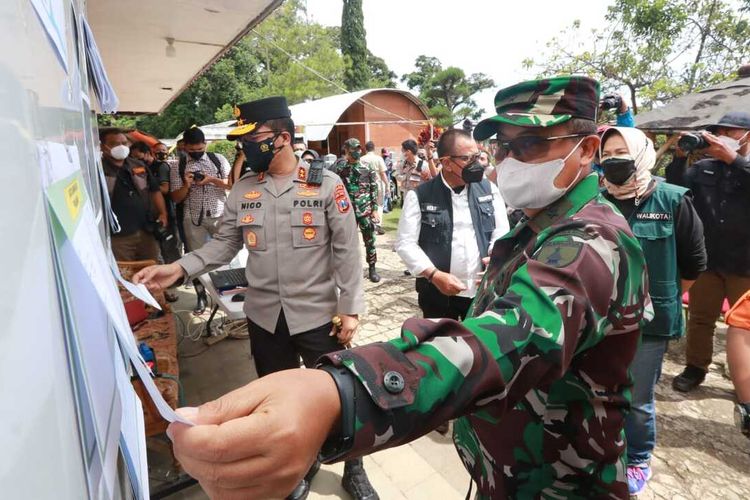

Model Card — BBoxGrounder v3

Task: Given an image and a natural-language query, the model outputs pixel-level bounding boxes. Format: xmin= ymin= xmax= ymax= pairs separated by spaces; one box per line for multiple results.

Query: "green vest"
xmin=628 ymin=182 xmax=688 ymax=338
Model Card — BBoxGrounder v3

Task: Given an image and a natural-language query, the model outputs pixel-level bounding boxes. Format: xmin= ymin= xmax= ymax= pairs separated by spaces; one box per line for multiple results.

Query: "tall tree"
xmin=341 ymin=0 xmax=369 ymax=91
xmin=524 ymin=0 xmax=750 ymax=114
xmin=402 ymin=56 xmax=494 ymax=128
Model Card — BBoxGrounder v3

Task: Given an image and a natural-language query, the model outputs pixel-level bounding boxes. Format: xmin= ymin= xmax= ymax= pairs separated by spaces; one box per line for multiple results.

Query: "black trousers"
xmin=247 ymin=310 xmax=364 ymax=471
xmin=418 ymin=292 xmax=473 ymax=321
xmin=247 ymin=309 xmax=341 ymax=378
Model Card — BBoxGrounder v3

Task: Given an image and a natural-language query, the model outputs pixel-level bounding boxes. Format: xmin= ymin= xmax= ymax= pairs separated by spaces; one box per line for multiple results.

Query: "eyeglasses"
xmin=496 ymin=133 xmax=589 ymax=162
xmin=446 ymin=153 xmax=481 ymax=164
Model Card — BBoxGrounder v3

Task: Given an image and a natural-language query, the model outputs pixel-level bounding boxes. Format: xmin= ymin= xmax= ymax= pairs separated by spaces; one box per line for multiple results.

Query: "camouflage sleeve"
xmin=318 ymin=227 xmax=649 ymax=462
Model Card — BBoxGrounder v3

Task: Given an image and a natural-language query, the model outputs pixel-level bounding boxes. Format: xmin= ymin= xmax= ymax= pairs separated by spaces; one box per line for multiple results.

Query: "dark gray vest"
xmin=414 ymin=176 xmax=496 ymax=296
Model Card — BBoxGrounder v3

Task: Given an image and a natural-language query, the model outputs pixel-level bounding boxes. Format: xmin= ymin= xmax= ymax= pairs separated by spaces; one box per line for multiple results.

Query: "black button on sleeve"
xmin=383 ymin=371 xmax=405 ymax=394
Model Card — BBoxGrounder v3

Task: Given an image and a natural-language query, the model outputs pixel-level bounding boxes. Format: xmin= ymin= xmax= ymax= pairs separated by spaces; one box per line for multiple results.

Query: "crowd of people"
xmin=94 ymin=74 xmax=750 ymax=499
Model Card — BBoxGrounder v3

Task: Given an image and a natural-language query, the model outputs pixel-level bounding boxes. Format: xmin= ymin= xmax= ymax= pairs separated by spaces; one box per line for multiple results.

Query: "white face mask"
xmin=497 ymin=138 xmax=584 ymax=209
xmin=109 ymin=144 xmax=130 ymax=160
xmin=718 ymin=131 xmax=748 ymax=152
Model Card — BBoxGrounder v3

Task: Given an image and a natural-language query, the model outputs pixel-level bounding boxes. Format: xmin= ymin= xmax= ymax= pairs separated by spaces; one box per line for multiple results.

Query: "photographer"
xmin=396 ymin=139 xmax=430 ymax=195
xmin=100 ymin=128 xmax=167 ymax=262
xmin=665 ymin=112 xmax=750 ymax=392
xmin=600 ymin=92 xmax=635 ymax=127
xmin=169 ymin=127 xmax=230 ymax=313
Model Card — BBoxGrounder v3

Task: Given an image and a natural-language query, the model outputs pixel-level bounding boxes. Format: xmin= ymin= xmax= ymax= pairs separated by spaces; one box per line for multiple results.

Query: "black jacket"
xmin=666 ymin=154 xmax=750 ymax=276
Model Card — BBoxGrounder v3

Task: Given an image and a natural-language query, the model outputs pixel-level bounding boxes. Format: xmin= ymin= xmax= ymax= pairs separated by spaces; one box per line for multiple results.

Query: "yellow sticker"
xmin=64 ymin=178 xmax=82 ymax=222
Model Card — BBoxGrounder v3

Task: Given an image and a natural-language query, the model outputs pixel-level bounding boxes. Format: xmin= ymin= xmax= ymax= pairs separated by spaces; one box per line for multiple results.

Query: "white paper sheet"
xmin=116 ymin=274 xmax=162 ymax=310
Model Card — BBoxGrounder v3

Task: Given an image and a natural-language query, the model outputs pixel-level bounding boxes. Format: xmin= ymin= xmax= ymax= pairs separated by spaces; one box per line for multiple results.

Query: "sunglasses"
xmin=496 ymin=133 xmax=589 ymax=162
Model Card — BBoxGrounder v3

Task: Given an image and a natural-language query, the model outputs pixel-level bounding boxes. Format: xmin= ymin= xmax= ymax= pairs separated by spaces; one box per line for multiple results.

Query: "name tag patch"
xmin=477 ymin=195 xmax=493 ymax=202
xmin=635 ymin=212 xmax=672 ymax=221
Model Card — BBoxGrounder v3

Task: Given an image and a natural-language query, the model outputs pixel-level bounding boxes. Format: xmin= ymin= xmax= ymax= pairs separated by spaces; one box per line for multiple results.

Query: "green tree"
xmin=368 ymin=50 xmax=397 ymax=88
xmin=341 ymin=0 xmax=369 ymax=91
xmin=101 ymin=0 xmax=348 ymax=138
xmin=524 ymin=0 xmax=750 ymax=114
xmin=402 ymin=56 xmax=494 ymax=128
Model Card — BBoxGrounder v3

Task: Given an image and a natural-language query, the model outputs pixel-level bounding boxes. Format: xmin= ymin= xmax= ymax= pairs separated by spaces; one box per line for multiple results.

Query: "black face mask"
xmin=188 ymin=151 xmax=204 ymax=161
xmin=601 ymin=157 xmax=636 ymax=185
xmin=155 ymin=153 xmax=168 ymax=161
xmin=241 ymin=134 xmax=280 ymax=173
xmin=461 ymin=161 xmax=485 ymax=184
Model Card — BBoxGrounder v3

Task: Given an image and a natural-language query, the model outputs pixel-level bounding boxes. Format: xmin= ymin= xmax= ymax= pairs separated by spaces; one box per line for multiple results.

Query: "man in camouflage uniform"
xmin=334 ymin=138 xmax=381 ymax=282
xmin=166 ymin=77 xmax=653 ymax=500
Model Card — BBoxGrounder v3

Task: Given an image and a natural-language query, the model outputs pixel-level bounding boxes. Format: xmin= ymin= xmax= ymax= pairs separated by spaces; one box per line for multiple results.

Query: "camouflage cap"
xmin=473 ymin=76 xmax=601 ymax=141
xmin=344 ymin=138 xmax=361 ymax=149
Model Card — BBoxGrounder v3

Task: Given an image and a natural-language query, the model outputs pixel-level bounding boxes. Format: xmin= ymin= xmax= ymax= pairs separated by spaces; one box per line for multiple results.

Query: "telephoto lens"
xmin=678 ymin=133 xmax=709 ymax=152
xmin=600 ymin=94 xmax=623 ymax=111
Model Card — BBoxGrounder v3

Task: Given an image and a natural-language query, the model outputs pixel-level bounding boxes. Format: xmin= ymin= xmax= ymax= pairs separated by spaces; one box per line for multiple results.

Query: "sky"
xmin=304 ymin=0 xmax=613 ymax=118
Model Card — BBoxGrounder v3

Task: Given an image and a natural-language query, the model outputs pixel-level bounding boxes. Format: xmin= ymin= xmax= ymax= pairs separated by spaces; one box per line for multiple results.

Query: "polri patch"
xmin=241 ymin=214 xmax=255 ymax=224
xmin=303 ymin=227 xmax=317 ymax=240
xmin=243 ymin=191 xmax=262 ymax=200
xmin=535 ymin=240 xmax=583 ymax=268
xmin=302 ymin=212 xmax=313 ymax=225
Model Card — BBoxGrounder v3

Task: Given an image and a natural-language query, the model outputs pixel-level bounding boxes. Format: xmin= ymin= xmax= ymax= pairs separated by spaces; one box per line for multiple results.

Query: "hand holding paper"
xmin=133 ymin=263 xmax=186 ymax=293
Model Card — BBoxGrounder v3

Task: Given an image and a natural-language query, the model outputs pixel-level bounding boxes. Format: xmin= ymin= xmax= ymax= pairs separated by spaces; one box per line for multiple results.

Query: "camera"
xmin=678 ymin=132 xmax=709 ymax=152
xmin=192 ymin=171 xmax=205 ymax=182
xmin=600 ymin=94 xmax=623 ymax=111
xmin=150 ymin=221 xmax=174 ymax=242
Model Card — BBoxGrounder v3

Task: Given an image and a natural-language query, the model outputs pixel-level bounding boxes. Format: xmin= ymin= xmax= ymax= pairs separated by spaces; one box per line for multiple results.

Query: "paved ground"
xmin=154 ymin=227 xmax=750 ymax=499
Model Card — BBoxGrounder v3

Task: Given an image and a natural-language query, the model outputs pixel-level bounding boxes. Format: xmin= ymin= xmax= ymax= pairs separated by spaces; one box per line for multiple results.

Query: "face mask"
xmin=497 ymin=138 xmax=583 ymax=209
xmin=719 ymin=132 xmax=748 ymax=152
xmin=351 ymin=150 xmax=362 ymax=160
xmin=109 ymin=145 xmax=130 ymax=160
xmin=188 ymin=151 xmax=204 ymax=161
xmin=460 ymin=161 xmax=485 ymax=184
xmin=242 ymin=134 xmax=280 ymax=173
xmin=155 ymin=153 xmax=168 ymax=161
xmin=601 ymin=156 xmax=636 ymax=185
xmin=294 ymin=150 xmax=302 ymax=159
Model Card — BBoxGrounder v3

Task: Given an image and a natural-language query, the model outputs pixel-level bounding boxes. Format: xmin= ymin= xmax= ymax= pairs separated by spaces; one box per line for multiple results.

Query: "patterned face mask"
xmin=241 ymin=133 xmax=281 ymax=173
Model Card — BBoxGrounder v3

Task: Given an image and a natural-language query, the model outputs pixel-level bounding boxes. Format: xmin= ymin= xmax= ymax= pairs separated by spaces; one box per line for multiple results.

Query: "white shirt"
xmin=395 ymin=174 xmax=510 ymax=298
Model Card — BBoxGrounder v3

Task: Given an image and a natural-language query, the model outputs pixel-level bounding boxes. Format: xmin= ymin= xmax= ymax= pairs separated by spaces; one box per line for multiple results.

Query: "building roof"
xmin=636 ymin=76 xmax=750 ymax=132
xmin=87 ymin=0 xmax=281 ymax=113
xmin=198 ymin=88 xmax=429 ymax=141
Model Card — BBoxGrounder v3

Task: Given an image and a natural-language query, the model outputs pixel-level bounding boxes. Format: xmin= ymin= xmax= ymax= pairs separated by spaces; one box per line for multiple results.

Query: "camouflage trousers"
xmin=355 ymin=215 xmax=377 ymax=265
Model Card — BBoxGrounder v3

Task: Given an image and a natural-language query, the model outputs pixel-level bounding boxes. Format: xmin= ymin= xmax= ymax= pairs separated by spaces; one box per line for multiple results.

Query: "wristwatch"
xmin=735 ymin=402 xmax=750 ymax=437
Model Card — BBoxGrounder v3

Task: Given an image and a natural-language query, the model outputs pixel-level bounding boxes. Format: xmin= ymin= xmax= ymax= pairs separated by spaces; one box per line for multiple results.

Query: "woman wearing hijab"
xmin=600 ymin=126 xmax=707 ymax=496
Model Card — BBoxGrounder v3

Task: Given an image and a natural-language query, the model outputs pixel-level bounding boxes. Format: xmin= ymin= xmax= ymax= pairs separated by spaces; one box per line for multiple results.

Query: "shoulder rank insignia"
xmin=534 ymin=240 xmax=583 ymax=268
xmin=297 ymin=166 xmax=307 ymax=181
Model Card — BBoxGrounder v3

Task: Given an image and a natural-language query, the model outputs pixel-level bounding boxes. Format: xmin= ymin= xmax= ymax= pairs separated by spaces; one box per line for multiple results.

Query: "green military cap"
xmin=343 ymin=138 xmax=361 ymax=149
xmin=473 ymin=76 xmax=601 ymax=140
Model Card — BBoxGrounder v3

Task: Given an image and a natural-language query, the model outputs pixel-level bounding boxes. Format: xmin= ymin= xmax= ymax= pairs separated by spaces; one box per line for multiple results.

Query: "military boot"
xmin=341 ymin=458 xmax=379 ymax=500
xmin=368 ymin=264 xmax=381 ymax=283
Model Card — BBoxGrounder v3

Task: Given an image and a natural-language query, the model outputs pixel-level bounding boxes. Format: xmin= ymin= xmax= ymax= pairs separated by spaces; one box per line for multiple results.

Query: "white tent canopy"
xmin=195 ymin=88 xmax=430 ymax=142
